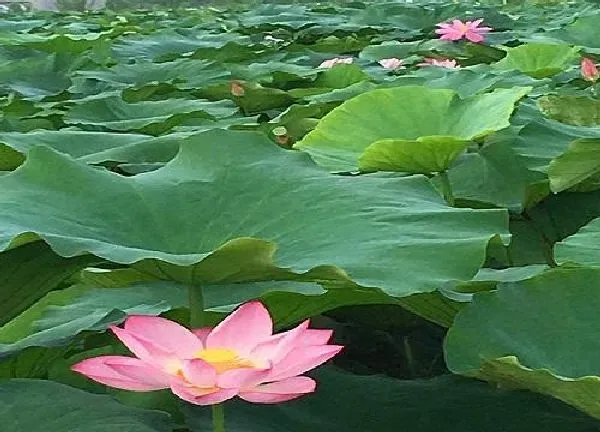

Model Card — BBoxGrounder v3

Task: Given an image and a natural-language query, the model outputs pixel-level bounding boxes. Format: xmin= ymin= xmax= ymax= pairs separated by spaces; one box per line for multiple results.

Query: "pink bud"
xmin=230 ymin=80 xmax=245 ymax=96
xmin=581 ymin=57 xmax=599 ymax=82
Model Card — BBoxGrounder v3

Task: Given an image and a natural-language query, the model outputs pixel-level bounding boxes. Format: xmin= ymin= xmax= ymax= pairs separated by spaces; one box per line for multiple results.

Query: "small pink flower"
xmin=71 ymin=302 xmax=342 ymax=406
xmin=318 ymin=57 xmax=353 ymax=69
xmin=435 ymin=18 xmax=492 ymax=43
xmin=581 ymin=57 xmax=599 ymax=82
xmin=418 ymin=57 xmax=461 ymax=69
xmin=378 ymin=58 xmax=405 ymax=70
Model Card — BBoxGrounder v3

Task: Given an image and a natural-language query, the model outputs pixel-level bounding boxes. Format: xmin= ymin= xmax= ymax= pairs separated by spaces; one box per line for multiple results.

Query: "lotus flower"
xmin=418 ymin=57 xmax=461 ymax=69
xmin=72 ymin=301 xmax=342 ymax=405
xmin=581 ymin=57 xmax=599 ymax=82
xmin=378 ymin=58 xmax=405 ymax=70
xmin=435 ymin=19 xmax=492 ymax=43
xmin=318 ymin=57 xmax=353 ymax=68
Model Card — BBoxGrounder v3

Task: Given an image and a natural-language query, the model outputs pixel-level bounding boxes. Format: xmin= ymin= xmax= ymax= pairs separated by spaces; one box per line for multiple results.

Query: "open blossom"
xmin=318 ymin=57 xmax=353 ymax=68
xmin=581 ymin=57 xmax=599 ymax=82
xmin=418 ymin=57 xmax=461 ymax=69
xmin=72 ymin=301 xmax=342 ymax=405
xmin=378 ymin=58 xmax=405 ymax=70
xmin=435 ymin=19 xmax=491 ymax=43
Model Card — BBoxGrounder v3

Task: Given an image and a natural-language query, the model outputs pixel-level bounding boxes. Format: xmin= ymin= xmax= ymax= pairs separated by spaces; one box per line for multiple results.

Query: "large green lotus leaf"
xmin=525 ymin=188 xmax=600 ymax=246
xmin=0 ymin=379 xmax=175 ymax=432
xmin=81 ymin=266 xmax=460 ymax=328
xmin=294 ymin=86 xmax=530 ymax=172
xmin=0 ymin=54 xmax=72 ymax=100
xmin=0 ymin=20 xmax=46 ymax=32
xmin=0 ymin=99 xmax=57 ymax=134
xmin=416 ymin=38 xmax=507 ymax=65
xmin=554 ymin=217 xmax=600 ymax=266
xmin=299 ymin=81 xmax=378 ymax=105
xmin=359 ymin=136 xmax=470 ymax=174
xmin=65 ymin=95 xmax=238 ymax=134
xmin=190 ymin=41 xmax=277 ymax=64
xmin=494 ymin=44 xmax=580 ymax=78
xmin=0 ymin=129 xmax=508 ymax=294
xmin=0 ymin=242 xmax=95 ymax=327
xmin=236 ymin=3 xmax=344 ymax=29
xmin=230 ymin=62 xmax=316 ymax=87
xmin=0 ymin=130 xmax=144 ymax=169
xmin=502 ymin=218 xmax=554 ymax=267
xmin=81 ymin=265 xmax=457 ymax=329
xmin=0 ymin=275 xmax=392 ymax=355
xmin=538 ymin=95 xmax=600 ymax=126
xmin=0 ymin=32 xmax=105 ymax=55
xmin=110 ymin=30 xmax=254 ymax=61
xmin=548 ymin=139 xmax=600 ymax=193
xmin=388 ymin=65 xmax=545 ymax=99
xmin=0 ymin=130 xmax=183 ymax=169
xmin=544 ymin=14 xmax=600 ymax=53
xmin=445 ymin=267 xmax=600 ymax=419
xmin=350 ymin=2 xmax=463 ymax=31
xmin=313 ymin=64 xmax=369 ymax=90
xmin=184 ymin=367 xmax=600 ymax=432
xmin=0 ymin=346 xmax=67 ymax=379
xmin=452 ymin=265 xmax=549 ymax=295
xmin=225 ymin=84 xmax=295 ymax=115
xmin=446 ymin=139 xmax=544 ymax=211
xmin=75 ymin=58 xmax=231 ymax=91
xmin=0 ymin=283 xmax=188 ymax=355
xmin=359 ymin=40 xmax=421 ymax=62
xmin=511 ymin=102 xmax=600 ymax=173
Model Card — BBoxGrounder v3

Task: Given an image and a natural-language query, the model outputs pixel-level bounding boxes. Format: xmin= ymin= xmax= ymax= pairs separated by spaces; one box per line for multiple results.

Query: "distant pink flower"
xmin=581 ymin=57 xmax=599 ymax=82
xmin=418 ymin=57 xmax=461 ymax=69
xmin=72 ymin=301 xmax=342 ymax=406
xmin=378 ymin=58 xmax=405 ymax=70
xmin=435 ymin=19 xmax=492 ymax=43
xmin=318 ymin=57 xmax=353 ymax=68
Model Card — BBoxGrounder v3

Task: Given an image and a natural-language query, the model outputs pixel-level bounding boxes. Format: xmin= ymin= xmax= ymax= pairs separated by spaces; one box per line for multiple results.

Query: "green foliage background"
xmin=2 ymin=0 xmax=600 ymax=430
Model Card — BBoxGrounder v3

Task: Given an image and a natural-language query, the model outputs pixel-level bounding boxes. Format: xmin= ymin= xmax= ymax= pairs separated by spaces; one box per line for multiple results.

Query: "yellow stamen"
xmin=195 ymin=348 xmax=255 ymax=373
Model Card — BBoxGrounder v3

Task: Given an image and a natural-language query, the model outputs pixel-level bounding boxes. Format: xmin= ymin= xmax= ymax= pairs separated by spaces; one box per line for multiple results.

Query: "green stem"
xmin=188 ymin=284 xmax=205 ymax=328
xmin=212 ymin=404 xmax=226 ymax=432
xmin=403 ymin=336 xmax=417 ymax=379
xmin=438 ymin=171 xmax=455 ymax=207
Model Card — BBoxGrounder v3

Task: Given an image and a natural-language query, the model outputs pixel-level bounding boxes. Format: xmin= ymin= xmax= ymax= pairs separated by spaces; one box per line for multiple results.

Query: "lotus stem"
xmin=212 ymin=403 xmax=226 ymax=432
xmin=438 ymin=171 xmax=455 ymax=207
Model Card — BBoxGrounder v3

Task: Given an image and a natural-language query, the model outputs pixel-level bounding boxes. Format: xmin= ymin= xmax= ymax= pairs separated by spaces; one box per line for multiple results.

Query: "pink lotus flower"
xmin=318 ymin=57 xmax=353 ymax=69
xmin=378 ymin=58 xmax=405 ymax=70
xmin=581 ymin=57 xmax=599 ymax=82
xmin=435 ymin=19 xmax=492 ymax=43
xmin=418 ymin=57 xmax=461 ymax=69
xmin=72 ymin=301 xmax=342 ymax=405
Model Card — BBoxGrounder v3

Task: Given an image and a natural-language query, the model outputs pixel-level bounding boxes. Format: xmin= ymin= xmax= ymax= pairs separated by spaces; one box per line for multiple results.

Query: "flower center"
xmin=195 ymin=348 xmax=255 ymax=373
